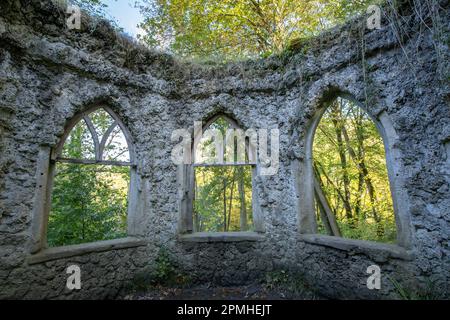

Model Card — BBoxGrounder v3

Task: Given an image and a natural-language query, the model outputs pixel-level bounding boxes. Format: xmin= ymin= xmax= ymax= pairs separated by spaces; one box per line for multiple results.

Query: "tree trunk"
xmin=315 ymin=161 xmax=344 ymax=216
xmin=316 ymin=199 xmax=332 ymax=235
xmin=222 ymin=178 xmax=227 ymax=232
xmin=194 ymin=171 xmax=200 ymax=232
xmin=314 ymin=168 xmax=341 ymax=237
xmin=330 ymin=102 xmax=353 ymax=223
xmin=354 ymin=109 xmax=365 ymax=221
xmin=238 ymin=167 xmax=247 ymax=231
xmin=227 ymin=168 xmax=237 ymax=231
xmin=340 ymin=124 xmax=380 ymax=224
xmin=340 ymin=108 xmax=384 ymax=237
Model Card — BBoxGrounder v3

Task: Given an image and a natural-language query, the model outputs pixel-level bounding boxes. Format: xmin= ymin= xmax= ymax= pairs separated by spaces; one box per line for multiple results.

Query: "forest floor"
xmin=124 ymin=284 xmax=323 ymax=300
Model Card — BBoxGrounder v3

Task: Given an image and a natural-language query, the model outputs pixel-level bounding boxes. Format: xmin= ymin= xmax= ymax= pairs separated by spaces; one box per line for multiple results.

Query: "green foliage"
xmin=390 ymin=277 xmax=442 ymax=300
xmin=194 ymin=166 xmax=253 ymax=232
xmin=265 ymin=270 xmax=290 ymax=289
xmin=131 ymin=248 xmax=191 ymax=290
xmin=137 ymin=0 xmax=379 ymax=60
xmin=152 ymin=247 xmax=176 ymax=282
xmin=47 ymin=108 xmax=130 ymax=247
xmin=265 ymin=270 xmax=315 ymax=296
xmin=194 ymin=117 xmax=253 ymax=232
xmin=314 ymin=97 xmax=396 ymax=243
xmin=336 ymin=217 xmax=397 ymax=242
xmin=48 ymin=163 xmax=129 ymax=247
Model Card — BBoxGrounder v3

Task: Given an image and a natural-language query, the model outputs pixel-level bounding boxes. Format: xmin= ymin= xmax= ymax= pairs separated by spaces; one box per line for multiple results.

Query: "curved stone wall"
xmin=0 ymin=0 xmax=448 ymax=299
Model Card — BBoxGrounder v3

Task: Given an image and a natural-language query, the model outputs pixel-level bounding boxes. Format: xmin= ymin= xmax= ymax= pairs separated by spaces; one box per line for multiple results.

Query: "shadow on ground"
xmin=124 ymin=284 xmax=323 ymax=300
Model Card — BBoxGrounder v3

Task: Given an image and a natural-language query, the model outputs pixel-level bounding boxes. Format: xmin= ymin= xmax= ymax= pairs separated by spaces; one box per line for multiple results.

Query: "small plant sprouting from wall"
xmin=130 ymin=247 xmax=191 ymax=292
xmin=265 ymin=270 xmax=318 ymax=299
xmin=390 ymin=277 xmax=443 ymax=300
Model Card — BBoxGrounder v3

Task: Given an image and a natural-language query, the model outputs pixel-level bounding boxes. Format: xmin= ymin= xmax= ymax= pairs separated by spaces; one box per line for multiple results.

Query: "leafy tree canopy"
xmin=137 ymin=0 xmax=380 ymax=60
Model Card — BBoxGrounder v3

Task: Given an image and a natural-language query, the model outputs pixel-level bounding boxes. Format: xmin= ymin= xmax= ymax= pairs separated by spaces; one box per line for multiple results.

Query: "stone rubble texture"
xmin=0 ymin=0 xmax=449 ymax=299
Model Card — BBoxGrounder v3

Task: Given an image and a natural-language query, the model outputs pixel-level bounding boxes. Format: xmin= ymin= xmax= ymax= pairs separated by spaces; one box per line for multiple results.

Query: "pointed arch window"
xmin=193 ymin=116 xmax=255 ymax=232
xmin=297 ymin=95 xmax=412 ymax=249
xmin=312 ymin=97 xmax=397 ymax=242
xmin=56 ymin=108 xmax=132 ymax=166
xmin=46 ymin=107 xmax=137 ymax=248
xmin=29 ymin=106 xmax=146 ymax=261
xmin=179 ymin=114 xmax=265 ymax=239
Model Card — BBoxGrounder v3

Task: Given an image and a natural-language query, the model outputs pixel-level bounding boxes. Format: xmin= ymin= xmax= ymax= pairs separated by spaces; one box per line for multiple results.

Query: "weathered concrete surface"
xmin=0 ymin=0 xmax=449 ymax=299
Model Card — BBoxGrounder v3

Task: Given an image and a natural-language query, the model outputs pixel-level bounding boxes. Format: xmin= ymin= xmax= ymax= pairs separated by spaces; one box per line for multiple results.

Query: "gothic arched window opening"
xmin=47 ymin=107 xmax=133 ymax=247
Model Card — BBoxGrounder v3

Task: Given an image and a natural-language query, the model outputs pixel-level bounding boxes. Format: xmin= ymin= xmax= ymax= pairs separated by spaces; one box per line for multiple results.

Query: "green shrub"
xmin=390 ymin=277 xmax=442 ymax=300
xmin=130 ymin=248 xmax=191 ymax=291
xmin=265 ymin=270 xmax=316 ymax=297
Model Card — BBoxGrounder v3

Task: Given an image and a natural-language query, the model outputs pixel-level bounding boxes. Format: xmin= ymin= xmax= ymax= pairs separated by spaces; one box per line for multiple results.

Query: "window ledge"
xmin=27 ymin=237 xmax=147 ymax=265
xmin=298 ymin=234 xmax=413 ymax=261
xmin=178 ymin=232 xmax=264 ymax=243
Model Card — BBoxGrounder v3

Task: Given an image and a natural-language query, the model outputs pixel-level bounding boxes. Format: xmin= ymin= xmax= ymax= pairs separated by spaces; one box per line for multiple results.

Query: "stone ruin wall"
xmin=0 ymin=0 xmax=449 ymax=299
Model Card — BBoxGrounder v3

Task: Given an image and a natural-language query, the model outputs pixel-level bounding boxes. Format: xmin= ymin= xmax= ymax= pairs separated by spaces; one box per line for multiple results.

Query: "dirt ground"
xmin=124 ymin=284 xmax=322 ymax=300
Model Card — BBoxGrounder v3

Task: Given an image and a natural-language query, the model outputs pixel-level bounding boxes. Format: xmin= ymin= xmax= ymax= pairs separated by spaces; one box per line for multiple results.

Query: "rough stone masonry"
xmin=0 ymin=0 xmax=449 ymax=299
